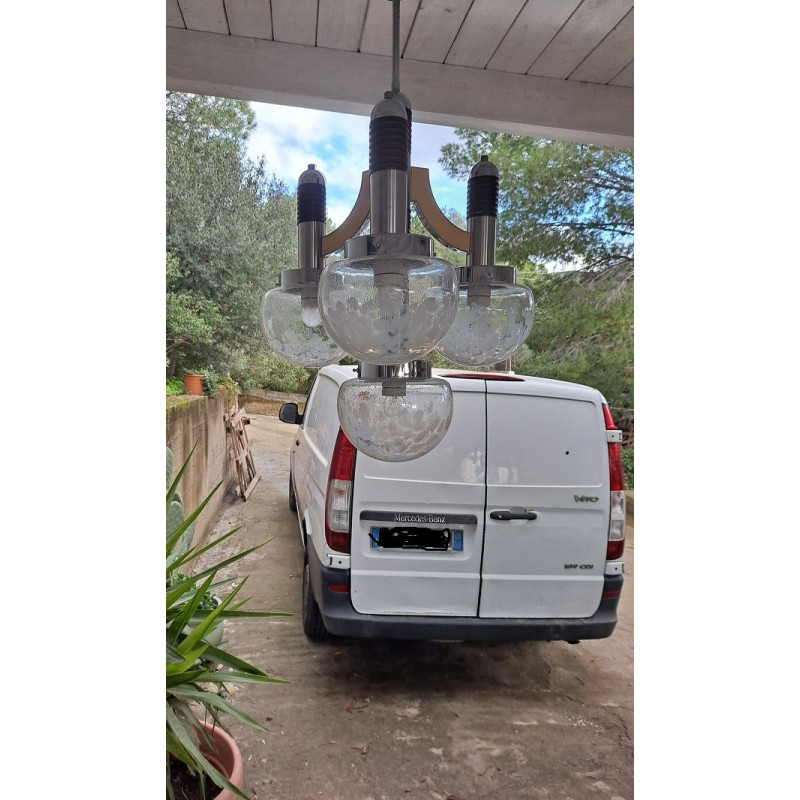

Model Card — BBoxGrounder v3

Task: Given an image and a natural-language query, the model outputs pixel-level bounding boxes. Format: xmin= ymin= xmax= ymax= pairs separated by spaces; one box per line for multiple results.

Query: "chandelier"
xmin=261 ymin=0 xmax=534 ymax=461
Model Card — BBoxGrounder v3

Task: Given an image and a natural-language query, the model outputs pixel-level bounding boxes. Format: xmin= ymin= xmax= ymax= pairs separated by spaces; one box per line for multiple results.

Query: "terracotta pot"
xmin=183 ymin=373 xmax=204 ymax=395
xmin=200 ymin=720 xmax=244 ymax=800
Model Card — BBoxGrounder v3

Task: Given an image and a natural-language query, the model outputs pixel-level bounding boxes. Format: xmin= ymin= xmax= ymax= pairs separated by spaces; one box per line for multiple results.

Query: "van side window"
xmin=303 ymin=375 xmax=339 ymax=458
xmin=299 ymin=376 xmax=318 ymax=427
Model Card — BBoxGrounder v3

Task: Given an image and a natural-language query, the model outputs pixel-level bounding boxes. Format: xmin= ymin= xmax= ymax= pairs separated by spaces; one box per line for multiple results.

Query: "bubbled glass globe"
xmin=436 ymin=283 xmax=535 ymax=367
xmin=260 ymin=286 xmax=344 ymax=368
xmin=337 ymin=377 xmax=453 ymax=462
xmin=319 ymin=255 xmax=458 ymax=365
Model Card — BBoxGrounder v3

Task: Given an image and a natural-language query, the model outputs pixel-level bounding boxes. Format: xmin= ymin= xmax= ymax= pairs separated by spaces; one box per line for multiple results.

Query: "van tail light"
xmin=602 ymin=404 xmax=626 ymax=561
xmin=325 ymin=428 xmax=357 ymax=553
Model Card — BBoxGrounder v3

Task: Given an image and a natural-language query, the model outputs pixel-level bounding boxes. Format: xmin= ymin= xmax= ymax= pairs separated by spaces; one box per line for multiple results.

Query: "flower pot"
xmin=200 ymin=720 xmax=244 ymax=800
xmin=183 ymin=373 xmax=204 ymax=395
xmin=169 ymin=720 xmax=244 ymax=800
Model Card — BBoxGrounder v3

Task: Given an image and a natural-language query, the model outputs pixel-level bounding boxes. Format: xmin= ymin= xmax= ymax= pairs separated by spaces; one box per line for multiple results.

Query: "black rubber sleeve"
xmin=467 ymin=174 xmax=499 ymax=219
xmin=369 ymin=115 xmax=410 ymax=174
xmin=297 ymin=182 xmax=326 ymax=224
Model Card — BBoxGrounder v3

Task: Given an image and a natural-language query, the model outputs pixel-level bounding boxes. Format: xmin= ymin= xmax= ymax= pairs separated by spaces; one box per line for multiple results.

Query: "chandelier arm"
xmin=296 ymin=165 xmax=326 ymax=271
xmin=466 ymin=156 xmax=499 ymax=267
xmin=409 ymin=167 xmax=471 ymax=253
xmin=320 ymin=171 xmax=371 ymax=256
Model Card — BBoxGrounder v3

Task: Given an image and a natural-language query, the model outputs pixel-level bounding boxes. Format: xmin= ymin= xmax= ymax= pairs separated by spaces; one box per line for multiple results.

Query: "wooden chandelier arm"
xmin=320 ymin=167 xmax=470 ymax=257
xmin=410 ymin=167 xmax=470 ymax=253
xmin=320 ymin=171 xmax=370 ymax=256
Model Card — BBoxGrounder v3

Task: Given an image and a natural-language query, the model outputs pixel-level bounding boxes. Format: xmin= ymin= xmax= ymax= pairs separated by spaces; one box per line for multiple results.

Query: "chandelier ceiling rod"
xmin=391 ymin=0 xmax=401 ymax=96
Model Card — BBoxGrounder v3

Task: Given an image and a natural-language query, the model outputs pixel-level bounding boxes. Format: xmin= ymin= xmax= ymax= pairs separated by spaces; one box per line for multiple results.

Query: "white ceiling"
xmin=166 ymin=0 xmax=633 ymax=149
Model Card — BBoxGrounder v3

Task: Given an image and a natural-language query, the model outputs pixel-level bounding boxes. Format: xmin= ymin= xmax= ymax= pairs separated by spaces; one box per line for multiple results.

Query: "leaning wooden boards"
xmin=225 ymin=400 xmax=260 ymax=500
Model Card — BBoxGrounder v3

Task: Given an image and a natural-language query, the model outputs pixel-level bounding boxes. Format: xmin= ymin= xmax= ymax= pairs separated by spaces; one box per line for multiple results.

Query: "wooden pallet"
xmin=224 ymin=401 xmax=261 ymax=500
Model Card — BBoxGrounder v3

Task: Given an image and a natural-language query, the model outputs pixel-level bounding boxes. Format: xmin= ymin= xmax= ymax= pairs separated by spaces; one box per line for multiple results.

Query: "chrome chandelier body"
xmin=260 ymin=0 xmax=534 ymax=461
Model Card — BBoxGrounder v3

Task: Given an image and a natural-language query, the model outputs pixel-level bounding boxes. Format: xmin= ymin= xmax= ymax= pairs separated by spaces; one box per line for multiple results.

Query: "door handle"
xmin=490 ymin=507 xmax=538 ymax=521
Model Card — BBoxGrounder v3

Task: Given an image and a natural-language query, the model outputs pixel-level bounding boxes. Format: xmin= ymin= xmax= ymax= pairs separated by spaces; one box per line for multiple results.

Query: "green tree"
xmin=439 ymin=131 xmax=633 ymax=276
xmin=410 ymin=206 xmax=467 ymax=267
xmin=515 ymin=272 xmax=634 ymax=409
xmin=166 ymin=91 xmax=297 ymax=379
xmin=439 ymin=131 xmax=633 ymax=409
xmin=166 ymin=252 xmax=223 ymax=373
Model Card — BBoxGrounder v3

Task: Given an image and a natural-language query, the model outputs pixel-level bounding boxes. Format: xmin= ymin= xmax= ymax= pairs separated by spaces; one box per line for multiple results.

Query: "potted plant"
xmin=182 ymin=371 xmax=205 ymax=395
xmin=167 ymin=446 xmax=287 ymax=800
xmin=182 ymin=366 xmax=221 ymax=397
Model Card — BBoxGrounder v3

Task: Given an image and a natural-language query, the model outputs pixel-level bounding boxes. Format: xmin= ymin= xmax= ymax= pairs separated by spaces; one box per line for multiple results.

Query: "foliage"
xmin=201 ymin=366 xmax=219 ymax=398
xmin=166 ymin=446 xmax=288 ymax=800
xmin=166 ymin=91 xmax=297 ymax=379
xmin=166 ymin=252 xmax=224 ymax=373
xmin=621 ymin=448 xmax=634 ymax=490
xmin=439 ymin=131 xmax=633 ymax=277
xmin=253 ymin=349 xmax=315 ymax=394
xmin=515 ymin=270 xmax=633 ymax=409
xmin=218 ymin=375 xmax=240 ymax=400
xmin=224 ymin=344 xmax=316 ymax=395
xmin=166 ymin=376 xmax=185 ymax=396
xmin=439 ymin=130 xmax=633 ymax=409
xmin=410 ymin=207 xmax=467 ymax=267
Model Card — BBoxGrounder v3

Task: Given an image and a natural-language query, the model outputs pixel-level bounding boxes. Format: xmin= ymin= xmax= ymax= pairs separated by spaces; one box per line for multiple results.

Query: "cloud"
xmin=246 ymin=103 xmax=369 ymax=223
xmin=413 ymin=121 xmax=468 ymax=217
xmin=246 ymin=102 xmax=467 ymax=226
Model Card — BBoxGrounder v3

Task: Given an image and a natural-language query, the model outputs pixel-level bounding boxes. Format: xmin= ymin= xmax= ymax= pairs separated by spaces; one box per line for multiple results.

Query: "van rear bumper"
xmin=309 ymin=552 xmax=622 ymax=642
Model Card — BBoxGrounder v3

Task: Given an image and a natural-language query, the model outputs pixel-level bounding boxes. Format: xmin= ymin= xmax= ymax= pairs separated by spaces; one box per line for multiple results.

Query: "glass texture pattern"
xmin=337 ymin=377 xmax=453 ymax=462
xmin=319 ymin=255 xmax=457 ymax=365
xmin=261 ymin=286 xmax=344 ymax=367
xmin=436 ymin=283 xmax=534 ymax=366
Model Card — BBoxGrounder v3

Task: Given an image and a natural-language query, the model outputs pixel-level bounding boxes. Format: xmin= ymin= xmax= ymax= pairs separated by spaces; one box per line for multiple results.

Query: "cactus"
xmin=166 ymin=446 xmax=194 ymax=556
xmin=166 ymin=447 xmax=173 ymax=491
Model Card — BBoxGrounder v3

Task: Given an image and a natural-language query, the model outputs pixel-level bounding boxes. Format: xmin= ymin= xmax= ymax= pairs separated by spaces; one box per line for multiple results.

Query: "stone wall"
xmin=238 ymin=392 xmax=306 ymax=417
xmin=166 ymin=392 xmax=236 ymax=548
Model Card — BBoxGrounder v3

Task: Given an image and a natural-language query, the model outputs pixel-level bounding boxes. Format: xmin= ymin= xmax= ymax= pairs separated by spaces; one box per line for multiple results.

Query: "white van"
xmin=279 ymin=364 xmax=626 ymax=642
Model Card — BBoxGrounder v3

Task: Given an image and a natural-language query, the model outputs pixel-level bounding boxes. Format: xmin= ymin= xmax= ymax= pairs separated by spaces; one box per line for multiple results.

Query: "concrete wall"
xmin=166 ymin=392 xmax=236 ymax=548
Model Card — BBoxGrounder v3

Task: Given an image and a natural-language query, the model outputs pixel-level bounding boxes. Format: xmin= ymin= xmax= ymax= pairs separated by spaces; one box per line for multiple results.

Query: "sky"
xmin=245 ymin=101 xmax=469 ymax=227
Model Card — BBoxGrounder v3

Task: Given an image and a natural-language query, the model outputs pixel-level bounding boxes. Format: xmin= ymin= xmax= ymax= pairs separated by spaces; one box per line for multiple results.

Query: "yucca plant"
xmin=167 ymin=446 xmax=287 ymax=800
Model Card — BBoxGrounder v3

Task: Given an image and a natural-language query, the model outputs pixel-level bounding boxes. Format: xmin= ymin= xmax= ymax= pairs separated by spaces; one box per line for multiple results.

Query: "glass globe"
xmin=260 ymin=285 xmax=344 ymax=367
xmin=337 ymin=377 xmax=453 ymax=462
xmin=436 ymin=282 xmax=534 ymax=366
xmin=319 ymin=254 xmax=458 ymax=365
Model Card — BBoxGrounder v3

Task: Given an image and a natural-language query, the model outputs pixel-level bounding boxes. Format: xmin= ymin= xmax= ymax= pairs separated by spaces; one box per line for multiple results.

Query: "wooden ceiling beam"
xmin=166 ymin=28 xmax=633 ymax=150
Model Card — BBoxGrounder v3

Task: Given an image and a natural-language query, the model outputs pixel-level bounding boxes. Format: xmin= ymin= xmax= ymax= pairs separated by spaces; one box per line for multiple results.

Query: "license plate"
xmin=369 ymin=526 xmax=464 ymax=552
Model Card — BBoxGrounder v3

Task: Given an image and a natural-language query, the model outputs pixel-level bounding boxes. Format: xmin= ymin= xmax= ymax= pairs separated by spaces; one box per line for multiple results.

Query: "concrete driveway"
xmin=200 ymin=411 xmax=634 ymax=800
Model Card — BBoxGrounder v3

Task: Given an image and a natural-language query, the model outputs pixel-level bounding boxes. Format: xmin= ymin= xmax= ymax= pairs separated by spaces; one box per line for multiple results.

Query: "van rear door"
xmin=480 ymin=379 xmax=609 ymax=619
xmin=348 ymin=377 xmax=486 ymax=616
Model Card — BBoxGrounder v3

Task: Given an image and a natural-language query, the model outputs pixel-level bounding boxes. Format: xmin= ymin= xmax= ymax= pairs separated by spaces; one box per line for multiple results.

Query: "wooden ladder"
xmin=224 ymin=400 xmax=261 ymax=500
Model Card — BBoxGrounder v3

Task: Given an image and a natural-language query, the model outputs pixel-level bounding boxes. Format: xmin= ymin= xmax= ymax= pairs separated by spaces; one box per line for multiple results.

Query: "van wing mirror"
xmin=278 ymin=402 xmax=303 ymax=425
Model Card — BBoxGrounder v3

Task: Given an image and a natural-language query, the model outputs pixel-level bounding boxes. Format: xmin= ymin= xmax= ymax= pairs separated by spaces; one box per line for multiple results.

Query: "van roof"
xmin=318 ymin=364 xmax=605 ymax=403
